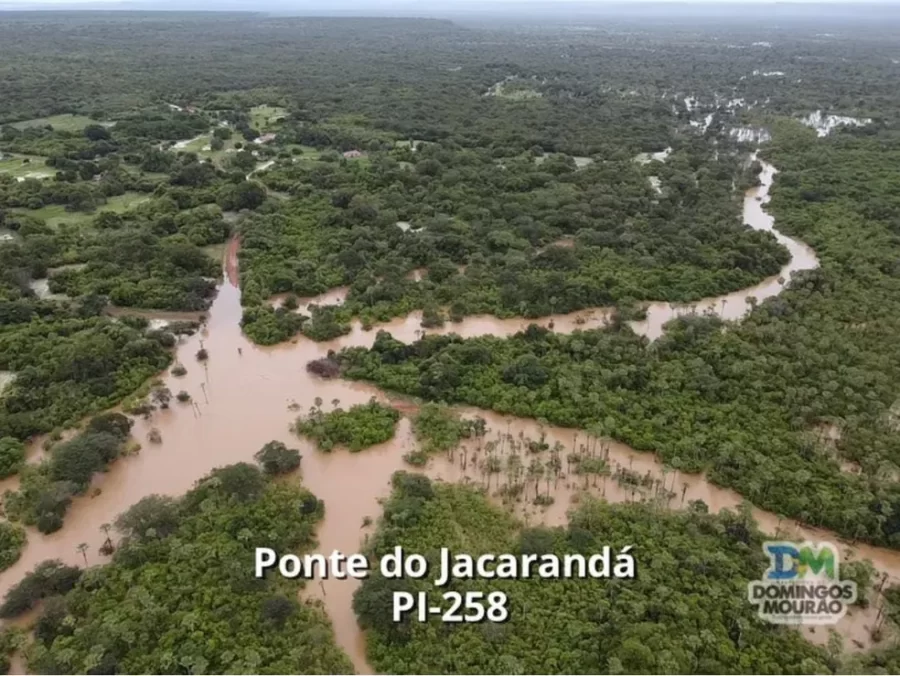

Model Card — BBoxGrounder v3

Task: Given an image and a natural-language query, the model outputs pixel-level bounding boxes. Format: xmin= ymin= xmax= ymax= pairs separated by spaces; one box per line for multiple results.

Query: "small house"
xmin=342 ymin=150 xmax=363 ymax=159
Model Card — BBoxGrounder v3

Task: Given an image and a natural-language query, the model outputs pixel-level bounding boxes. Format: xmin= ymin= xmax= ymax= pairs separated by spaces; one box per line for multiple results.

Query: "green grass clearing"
xmin=250 ymin=105 xmax=287 ymax=131
xmin=13 ymin=192 xmax=150 ymax=228
xmin=284 ymin=144 xmax=319 ymax=155
xmin=0 ymin=154 xmax=53 ymax=179
xmin=395 ymin=139 xmax=427 ymax=150
xmin=197 ymin=137 xmax=239 ymax=167
xmin=10 ymin=114 xmax=109 ymax=132
xmin=280 ymin=144 xmax=324 ymax=164
xmin=170 ymin=133 xmax=210 ymax=152
xmin=170 ymin=134 xmax=242 ymax=168
xmin=180 ymin=134 xmax=212 ymax=154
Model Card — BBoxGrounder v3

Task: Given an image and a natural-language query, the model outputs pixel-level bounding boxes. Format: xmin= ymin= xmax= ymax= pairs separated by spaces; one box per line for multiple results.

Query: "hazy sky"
xmin=2 ymin=0 xmax=896 ymax=12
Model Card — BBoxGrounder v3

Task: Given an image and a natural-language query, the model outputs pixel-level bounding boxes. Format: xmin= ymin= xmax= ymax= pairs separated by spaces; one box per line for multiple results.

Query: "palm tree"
xmin=548 ymin=450 xmax=562 ymax=488
xmin=76 ymin=542 xmax=89 ymax=566
xmin=527 ymin=458 xmax=544 ymax=496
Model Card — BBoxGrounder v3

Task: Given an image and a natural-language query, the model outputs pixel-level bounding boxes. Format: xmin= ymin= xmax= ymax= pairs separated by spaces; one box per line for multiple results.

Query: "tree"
xmin=75 ymin=542 xmax=89 ymax=566
xmin=151 ymin=385 xmax=172 ymax=409
xmin=0 ymin=523 xmax=25 ymax=572
xmin=230 ymin=150 xmax=257 ymax=172
xmin=114 ymin=494 xmax=180 ymax=542
xmin=34 ymin=595 xmax=69 ymax=646
xmin=221 ymin=181 xmax=267 ymax=211
xmin=182 ymin=463 xmax=266 ymax=507
xmin=261 ymin=595 xmax=296 ymax=627
xmin=49 ymin=432 xmax=122 ymax=487
xmin=254 ymin=441 xmax=301 ymax=476
xmin=0 ymin=437 xmax=25 ymax=479
xmin=85 ymin=413 xmax=132 ymax=439
xmin=83 ymin=124 xmax=111 ymax=142
xmin=353 ymin=572 xmax=417 ymax=644
xmin=0 ymin=560 xmax=82 ymax=618
xmin=294 ymin=399 xmax=400 ymax=452
xmin=527 ymin=457 xmax=545 ymax=495
xmin=99 ymin=522 xmax=115 ymax=556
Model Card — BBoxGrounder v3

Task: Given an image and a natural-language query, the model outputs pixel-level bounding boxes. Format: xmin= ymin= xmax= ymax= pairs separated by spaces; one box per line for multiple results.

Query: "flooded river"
xmin=0 ymin=160 xmax=893 ymax=672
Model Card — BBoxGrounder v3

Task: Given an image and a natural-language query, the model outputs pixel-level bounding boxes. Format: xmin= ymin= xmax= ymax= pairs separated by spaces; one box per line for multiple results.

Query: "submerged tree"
xmin=254 ymin=441 xmax=301 ymax=475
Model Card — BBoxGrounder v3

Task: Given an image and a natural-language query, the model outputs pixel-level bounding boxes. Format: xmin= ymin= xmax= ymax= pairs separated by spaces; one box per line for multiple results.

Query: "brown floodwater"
xmin=0 ymin=160 xmax=890 ymax=673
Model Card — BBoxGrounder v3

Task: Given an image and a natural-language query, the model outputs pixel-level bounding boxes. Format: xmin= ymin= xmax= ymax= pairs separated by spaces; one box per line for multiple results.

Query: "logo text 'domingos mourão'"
xmin=747 ymin=541 xmax=857 ymax=625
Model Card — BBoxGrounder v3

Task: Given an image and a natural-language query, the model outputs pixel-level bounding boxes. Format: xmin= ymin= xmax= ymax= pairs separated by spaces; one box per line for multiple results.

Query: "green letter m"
xmin=798 ymin=546 xmax=835 ymax=579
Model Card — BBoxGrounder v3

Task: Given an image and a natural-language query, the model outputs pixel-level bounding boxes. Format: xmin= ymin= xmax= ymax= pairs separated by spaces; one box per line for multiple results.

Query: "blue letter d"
xmin=765 ymin=544 xmax=799 ymax=580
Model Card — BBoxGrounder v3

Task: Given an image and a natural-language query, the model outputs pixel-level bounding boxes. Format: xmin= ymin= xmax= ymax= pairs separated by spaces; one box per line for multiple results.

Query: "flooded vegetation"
xmin=802 ymin=110 xmax=873 ymax=137
xmin=634 ymin=146 xmax=672 ymax=164
xmin=3 ymin=10 xmax=900 ymax=674
xmin=731 ymin=126 xmax=772 ymax=143
xmin=2 ymin=157 xmax=882 ymax=673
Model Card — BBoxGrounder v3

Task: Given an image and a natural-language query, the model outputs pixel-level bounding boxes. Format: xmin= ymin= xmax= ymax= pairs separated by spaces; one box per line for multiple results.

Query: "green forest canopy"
xmin=0 ymin=10 xmax=899 ymax=675
xmin=24 ymin=463 xmax=353 ymax=674
xmin=354 ymin=473 xmax=900 ymax=674
xmin=334 ymin=119 xmax=900 ymax=548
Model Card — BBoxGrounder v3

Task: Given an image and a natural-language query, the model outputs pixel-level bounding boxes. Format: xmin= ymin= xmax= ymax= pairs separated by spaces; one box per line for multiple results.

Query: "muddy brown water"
xmin=0 ymin=160 xmax=893 ymax=672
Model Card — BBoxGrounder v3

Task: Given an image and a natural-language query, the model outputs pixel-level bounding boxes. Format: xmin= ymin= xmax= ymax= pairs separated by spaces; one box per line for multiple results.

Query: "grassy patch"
xmin=197 ymin=137 xmax=239 ymax=167
xmin=284 ymin=143 xmax=320 ymax=156
xmin=277 ymin=145 xmax=326 ymax=166
xmin=180 ymin=134 xmax=211 ymax=153
xmin=12 ymin=192 xmax=149 ymax=228
xmin=10 ymin=114 xmax=107 ymax=132
xmin=170 ymin=133 xmax=211 ymax=153
xmin=0 ymin=154 xmax=53 ymax=179
xmin=250 ymin=104 xmax=287 ymax=131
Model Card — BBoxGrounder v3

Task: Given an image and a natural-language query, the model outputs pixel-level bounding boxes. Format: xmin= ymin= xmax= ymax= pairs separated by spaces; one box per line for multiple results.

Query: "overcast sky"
xmin=2 ymin=0 xmax=897 ymax=13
